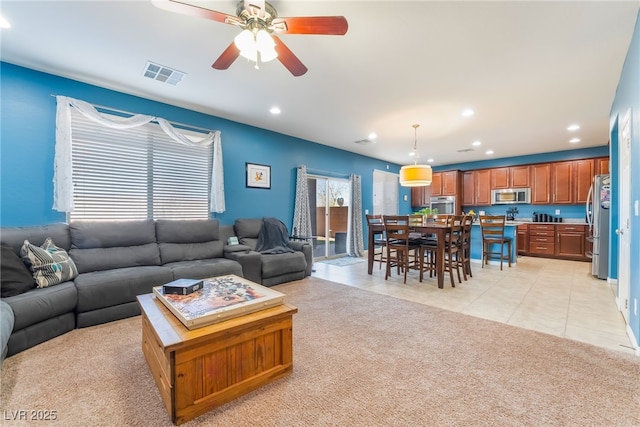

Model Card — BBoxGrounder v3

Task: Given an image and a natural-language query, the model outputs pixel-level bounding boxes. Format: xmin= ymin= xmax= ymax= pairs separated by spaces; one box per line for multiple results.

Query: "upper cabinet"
xmin=463 ymin=170 xmax=491 ymax=206
xmin=431 ymin=171 xmax=460 ymax=197
xmin=490 ymin=166 xmax=530 ymax=189
xmin=574 ymin=159 xmax=595 ymax=204
xmin=531 ymin=163 xmax=551 ymax=204
xmin=595 ymin=157 xmax=610 ymax=175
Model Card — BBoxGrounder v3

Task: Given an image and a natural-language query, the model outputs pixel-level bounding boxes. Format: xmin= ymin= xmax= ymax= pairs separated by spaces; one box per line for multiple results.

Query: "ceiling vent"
xmin=457 ymin=148 xmax=475 ymax=153
xmin=143 ymin=61 xmax=185 ymax=85
xmin=354 ymin=138 xmax=376 ymax=146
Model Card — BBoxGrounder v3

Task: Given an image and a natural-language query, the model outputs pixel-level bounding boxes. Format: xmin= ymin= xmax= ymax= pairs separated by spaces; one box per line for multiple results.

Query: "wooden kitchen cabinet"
xmin=531 ymin=163 xmax=551 ymax=204
xmin=462 ymin=170 xmax=491 ymax=206
xmin=555 ymin=224 xmax=587 ymax=260
xmin=410 ymin=186 xmax=430 ymax=208
xmin=491 ymin=166 xmax=530 ymax=189
xmin=517 ymin=224 xmax=528 ymax=255
xmin=490 ymin=167 xmax=510 ymax=189
xmin=595 ymin=157 xmax=610 ymax=175
xmin=528 ymin=224 xmax=555 ymax=256
xmin=430 ymin=172 xmax=443 ymax=196
xmin=551 ymin=161 xmax=573 ymax=204
xmin=574 ymin=159 xmax=594 ymax=204
xmin=441 ymin=171 xmax=460 ymax=196
xmin=430 ymin=171 xmax=460 ymax=197
xmin=510 ymin=165 xmax=531 ymax=188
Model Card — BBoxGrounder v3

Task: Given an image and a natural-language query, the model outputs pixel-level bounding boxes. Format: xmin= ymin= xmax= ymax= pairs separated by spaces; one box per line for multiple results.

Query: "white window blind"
xmin=69 ymin=109 xmax=212 ymax=221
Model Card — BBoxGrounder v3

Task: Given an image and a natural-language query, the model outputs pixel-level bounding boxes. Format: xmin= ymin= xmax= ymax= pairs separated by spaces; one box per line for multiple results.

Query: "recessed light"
xmin=427 ymin=158 xmax=434 ymax=163
xmin=269 ymin=106 xmax=281 ymax=115
xmin=567 ymin=124 xmax=580 ymax=131
xmin=409 ymin=151 xmax=416 ymax=157
xmin=0 ymin=15 xmax=10 ymax=29
xmin=485 ymin=150 xmax=494 ymax=155
xmin=472 ymin=140 xmax=481 ymax=146
xmin=368 ymin=132 xmax=377 ymax=140
xmin=569 ymin=138 xmax=581 ymax=144
xmin=462 ymin=109 xmax=474 ymax=117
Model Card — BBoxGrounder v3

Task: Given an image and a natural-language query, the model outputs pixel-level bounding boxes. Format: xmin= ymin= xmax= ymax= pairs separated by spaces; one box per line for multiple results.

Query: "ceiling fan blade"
xmin=272 ymin=36 xmax=308 ymax=77
xmin=152 ymin=0 xmax=242 ymax=26
xmin=271 ymin=16 xmax=348 ymax=35
xmin=212 ymin=42 xmax=241 ymax=70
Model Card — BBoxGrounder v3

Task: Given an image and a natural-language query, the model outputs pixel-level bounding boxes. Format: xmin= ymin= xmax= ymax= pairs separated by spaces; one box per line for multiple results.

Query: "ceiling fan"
xmin=152 ymin=0 xmax=348 ymax=76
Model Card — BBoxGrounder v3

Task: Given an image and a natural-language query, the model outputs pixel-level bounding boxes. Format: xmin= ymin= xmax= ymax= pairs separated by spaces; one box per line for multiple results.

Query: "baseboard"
xmin=626 ymin=324 xmax=640 ymax=356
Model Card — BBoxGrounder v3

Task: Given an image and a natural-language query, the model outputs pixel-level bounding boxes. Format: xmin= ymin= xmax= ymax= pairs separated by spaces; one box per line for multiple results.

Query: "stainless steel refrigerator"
xmin=586 ymin=174 xmax=610 ymax=279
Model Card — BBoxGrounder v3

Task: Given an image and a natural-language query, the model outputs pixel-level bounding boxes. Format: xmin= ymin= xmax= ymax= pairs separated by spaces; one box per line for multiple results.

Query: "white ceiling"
xmin=1 ymin=1 xmax=638 ymax=166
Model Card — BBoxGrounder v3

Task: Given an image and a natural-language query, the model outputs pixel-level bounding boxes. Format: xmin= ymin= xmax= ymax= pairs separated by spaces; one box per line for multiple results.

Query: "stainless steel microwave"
xmin=491 ymin=188 xmax=531 ymax=205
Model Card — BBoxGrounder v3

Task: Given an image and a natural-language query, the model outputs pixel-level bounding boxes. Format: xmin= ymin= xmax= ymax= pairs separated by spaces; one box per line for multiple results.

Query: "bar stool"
xmin=479 ymin=215 xmax=512 ymax=270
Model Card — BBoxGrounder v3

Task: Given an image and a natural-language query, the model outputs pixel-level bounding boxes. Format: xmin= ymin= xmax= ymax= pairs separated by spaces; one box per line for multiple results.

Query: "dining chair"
xmin=458 ymin=214 xmax=473 ymax=280
xmin=441 ymin=214 xmax=465 ymax=286
xmin=366 ymin=214 xmax=386 ymax=270
xmin=479 ymin=215 xmax=512 ymax=270
xmin=382 ymin=215 xmax=420 ymax=283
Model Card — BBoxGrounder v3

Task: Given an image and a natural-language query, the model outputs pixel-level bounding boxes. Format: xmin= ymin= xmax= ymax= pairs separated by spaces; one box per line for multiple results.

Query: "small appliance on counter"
xmin=506 ymin=207 xmax=519 ymax=221
xmin=532 ymin=212 xmax=563 ymax=223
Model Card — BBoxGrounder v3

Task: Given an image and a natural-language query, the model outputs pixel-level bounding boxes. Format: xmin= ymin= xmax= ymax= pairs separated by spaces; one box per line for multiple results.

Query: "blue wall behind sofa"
xmin=0 ymin=62 xmax=411 ymax=228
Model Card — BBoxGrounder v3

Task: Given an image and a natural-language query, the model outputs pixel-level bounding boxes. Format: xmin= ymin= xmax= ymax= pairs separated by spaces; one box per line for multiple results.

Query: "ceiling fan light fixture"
xmin=234 ymin=28 xmax=278 ymax=64
xmin=234 ymin=29 xmax=255 ymax=52
xmin=400 ymin=124 xmax=432 ymax=187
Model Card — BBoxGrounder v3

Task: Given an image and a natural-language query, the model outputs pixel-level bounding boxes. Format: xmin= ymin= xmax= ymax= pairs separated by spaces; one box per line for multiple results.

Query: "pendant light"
xmin=399 ymin=124 xmax=433 ymax=187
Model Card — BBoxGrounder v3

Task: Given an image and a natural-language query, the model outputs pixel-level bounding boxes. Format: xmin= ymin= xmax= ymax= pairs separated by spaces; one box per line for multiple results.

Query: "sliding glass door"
xmin=308 ymin=176 xmax=350 ymax=259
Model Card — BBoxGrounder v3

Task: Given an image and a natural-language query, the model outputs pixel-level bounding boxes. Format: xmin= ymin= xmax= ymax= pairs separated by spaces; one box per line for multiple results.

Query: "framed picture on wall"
xmin=246 ymin=162 xmax=271 ymax=189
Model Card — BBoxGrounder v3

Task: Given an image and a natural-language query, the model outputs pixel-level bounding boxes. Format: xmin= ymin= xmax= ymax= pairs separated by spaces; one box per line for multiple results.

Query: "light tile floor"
xmin=311 ymin=255 xmax=637 ymax=355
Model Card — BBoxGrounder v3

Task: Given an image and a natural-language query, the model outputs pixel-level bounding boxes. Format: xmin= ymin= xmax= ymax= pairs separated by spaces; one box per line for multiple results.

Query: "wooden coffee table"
xmin=137 ymin=292 xmax=297 ymax=425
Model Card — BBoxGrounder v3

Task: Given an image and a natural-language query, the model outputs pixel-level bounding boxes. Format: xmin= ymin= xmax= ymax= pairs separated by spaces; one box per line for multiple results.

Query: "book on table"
xmin=152 ymin=274 xmax=285 ymax=329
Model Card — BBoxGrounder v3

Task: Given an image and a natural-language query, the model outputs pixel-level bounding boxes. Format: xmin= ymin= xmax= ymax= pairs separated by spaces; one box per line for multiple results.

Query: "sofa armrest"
xmin=289 ymin=241 xmax=313 ymax=277
xmin=224 ymin=249 xmax=262 ymax=284
xmin=224 ymin=244 xmax=252 ymax=254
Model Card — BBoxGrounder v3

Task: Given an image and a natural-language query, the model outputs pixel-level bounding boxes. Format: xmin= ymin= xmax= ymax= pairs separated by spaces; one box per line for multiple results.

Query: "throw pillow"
xmin=1 ymin=243 xmax=36 ymax=297
xmin=20 ymin=238 xmax=79 ymax=288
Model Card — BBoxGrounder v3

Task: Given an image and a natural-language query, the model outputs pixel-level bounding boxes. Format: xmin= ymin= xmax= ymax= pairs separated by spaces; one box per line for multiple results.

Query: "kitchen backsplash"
xmin=461 ymin=203 xmax=587 ymax=222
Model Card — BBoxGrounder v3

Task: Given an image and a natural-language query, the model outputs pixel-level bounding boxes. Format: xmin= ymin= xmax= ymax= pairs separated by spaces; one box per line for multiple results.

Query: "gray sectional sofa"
xmin=0 ymin=218 xmax=311 ymax=361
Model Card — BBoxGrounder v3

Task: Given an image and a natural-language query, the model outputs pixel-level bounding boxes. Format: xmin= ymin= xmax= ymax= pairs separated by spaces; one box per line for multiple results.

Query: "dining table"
xmin=367 ymin=222 xmax=452 ymax=289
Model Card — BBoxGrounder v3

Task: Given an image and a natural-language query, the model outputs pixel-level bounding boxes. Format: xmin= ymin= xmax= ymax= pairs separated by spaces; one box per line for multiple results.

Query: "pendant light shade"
xmin=399 ymin=124 xmax=432 ymax=187
xmin=399 ymin=164 xmax=433 ymax=187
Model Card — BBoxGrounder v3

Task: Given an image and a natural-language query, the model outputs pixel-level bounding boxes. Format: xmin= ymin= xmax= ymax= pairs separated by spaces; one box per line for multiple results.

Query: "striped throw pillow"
xmin=20 ymin=237 xmax=78 ymax=288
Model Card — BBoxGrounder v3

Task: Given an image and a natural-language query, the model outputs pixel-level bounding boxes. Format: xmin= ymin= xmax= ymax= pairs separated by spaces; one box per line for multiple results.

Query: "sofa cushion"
xmin=74 ymin=266 xmax=173 ymax=313
xmin=163 ymin=258 xmax=243 ymax=280
xmin=1 ymin=243 xmax=36 ymax=297
xmin=234 ymin=218 xmax=263 ymax=250
xmin=1 ymin=300 xmax=14 ymax=363
xmin=3 ymin=281 xmax=77 ymax=331
xmin=261 ymin=252 xmax=307 ymax=279
xmin=69 ymin=243 xmax=161 ymax=274
xmin=156 ymin=220 xmax=223 ymax=263
xmin=0 ymin=224 xmax=71 ymax=255
xmin=156 ymin=219 xmax=220 ymax=243
xmin=70 ymin=220 xmax=157 ymax=249
xmin=21 ymin=238 xmax=79 ymax=288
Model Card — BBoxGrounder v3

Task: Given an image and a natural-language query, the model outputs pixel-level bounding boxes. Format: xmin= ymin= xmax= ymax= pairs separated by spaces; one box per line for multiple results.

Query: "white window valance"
xmin=53 ymin=96 xmax=225 ymax=213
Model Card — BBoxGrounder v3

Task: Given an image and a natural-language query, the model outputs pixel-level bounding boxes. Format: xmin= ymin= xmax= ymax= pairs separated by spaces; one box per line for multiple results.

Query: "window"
xmin=69 ymin=109 xmax=212 ymax=221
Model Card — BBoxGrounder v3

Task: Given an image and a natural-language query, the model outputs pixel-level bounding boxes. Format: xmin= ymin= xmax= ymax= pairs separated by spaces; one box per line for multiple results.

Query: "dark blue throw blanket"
xmin=256 ymin=217 xmax=295 ymax=254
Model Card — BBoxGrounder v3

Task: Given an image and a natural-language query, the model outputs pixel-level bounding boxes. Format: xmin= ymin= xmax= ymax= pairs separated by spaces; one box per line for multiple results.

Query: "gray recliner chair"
xmin=230 ymin=218 xmax=312 ymax=287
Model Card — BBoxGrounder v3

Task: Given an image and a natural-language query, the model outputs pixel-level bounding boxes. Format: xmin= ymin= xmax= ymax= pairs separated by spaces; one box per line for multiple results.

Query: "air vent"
xmin=354 ymin=138 xmax=376 ymax=145
xmin=457 ymin=148 xmax=475 ymax=153
xmin=143 ymin=62 xmax=185 ymax=85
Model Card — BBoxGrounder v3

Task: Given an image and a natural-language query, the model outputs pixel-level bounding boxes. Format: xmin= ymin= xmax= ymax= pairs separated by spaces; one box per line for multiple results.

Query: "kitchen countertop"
xmin=472 ymin=219 xmax=589 ymax=226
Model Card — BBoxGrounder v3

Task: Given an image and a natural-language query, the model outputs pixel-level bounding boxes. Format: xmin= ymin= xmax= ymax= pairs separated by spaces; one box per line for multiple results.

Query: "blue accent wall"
xmin=609 ymin=10 xmax=640 ymax=347
xmin=0 ymin=63 xmax=411 ymax=229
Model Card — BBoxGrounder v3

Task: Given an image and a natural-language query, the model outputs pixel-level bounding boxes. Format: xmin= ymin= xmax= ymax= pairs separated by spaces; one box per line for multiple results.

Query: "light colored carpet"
xmin=316 ymin=257 xmax=367 ymax=267
xmin=1 ymin=277 xmax=639 ymax=426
